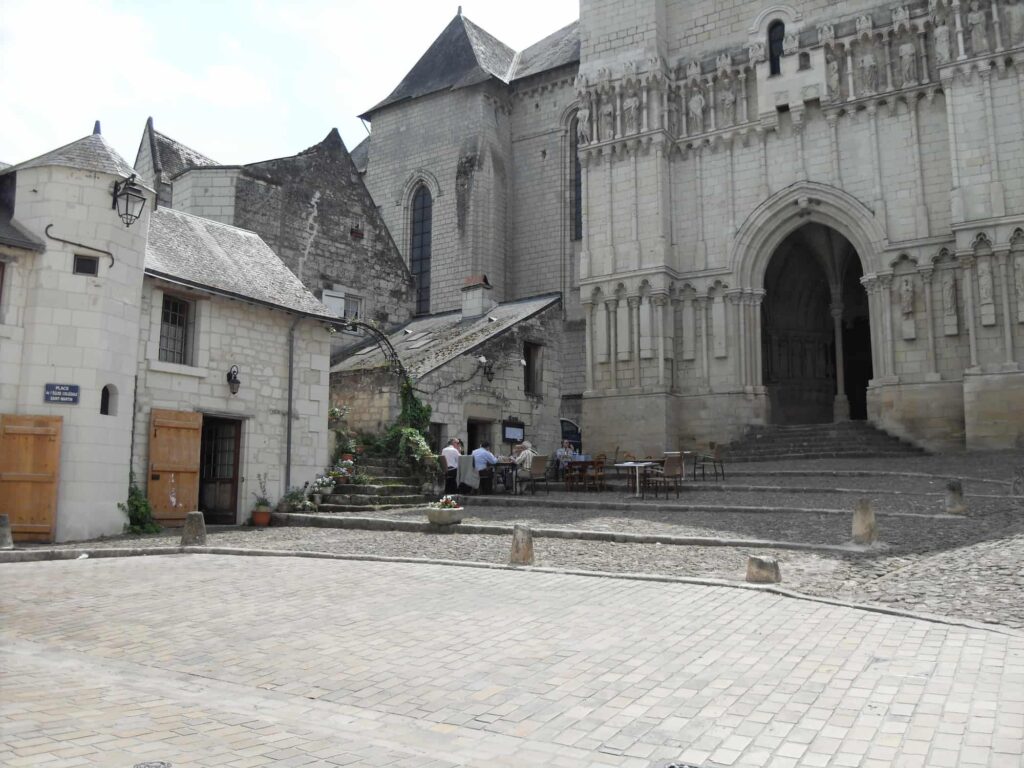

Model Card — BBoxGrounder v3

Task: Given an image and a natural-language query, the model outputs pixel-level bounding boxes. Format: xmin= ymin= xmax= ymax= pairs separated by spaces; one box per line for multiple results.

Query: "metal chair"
xmin=523 ymin=454 xmax=550 ymax=495
xmin=694 ymin=442 xmax=725 ymax=481
xmin=648 ymin=452 xmax=684 ymax=498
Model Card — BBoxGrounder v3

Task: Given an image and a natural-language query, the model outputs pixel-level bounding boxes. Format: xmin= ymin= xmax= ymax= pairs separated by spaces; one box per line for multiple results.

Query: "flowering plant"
xmin=328 ymin=464 xmax=352 ymax=479
xmin=312 ymin=474 xmax=335 ymax=491
xmin=296 ymin=499 xmax=316 ymax=511
xmin=328 ymin=405 xmax=349 ymax=423
xmin=429 ymin=495 xmax=462 ymax=510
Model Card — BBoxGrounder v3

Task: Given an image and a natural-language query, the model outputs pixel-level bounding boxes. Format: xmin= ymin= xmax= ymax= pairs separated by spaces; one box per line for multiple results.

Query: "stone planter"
xmin=312 ymin=493 xmax=323 ymax=506
xmin=426 ymin=506 xmax=463 ymax=525
xmin=251 ymin=505 xmax=272 ymax=527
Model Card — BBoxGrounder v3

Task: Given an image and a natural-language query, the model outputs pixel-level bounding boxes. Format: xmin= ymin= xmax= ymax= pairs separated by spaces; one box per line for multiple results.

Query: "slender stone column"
xmin=654 ymin=293 xmax=668 ymax=387
xmin=629 ymin=295 xmax=642 ymax=387
xmin=993 ymin=0 xmax=1004 ymax=51
xmin=726 ymin=138 xmax=736 ymax=236
xmin=753 ymin=291 xmax=766 ymax=389
xmin=709 ymin=78 xmax=717 ymax=132
xmin=981 ymin=70 xmax=1006 ymax=217
xmin=580 ymin=153 xmax=591 ymax=258
xmin=867 ymin=104 xmax=884 ymax=216
xmin=631 ymin=148 xmax=640 ymax=248
xmin=596 ymin=299 xmax=609 ymax=364
xmin=879 ymin=273 xmax=897 ymax=378
xmin=997 ymin=252 xmax=1016 ymax=364
xmin=846 ymin=47 xmax=857 ymax=98
xmin=696 ymin=296 xmax=710 ymax=388
xmin=615 ymin=85 xmax=623 ymax=139
xmin=695 ymin=145 xmax=707 ymax=268
xmin=793 ymin=111 xmax=808 ymax=181
xmin=942 ymin=84 xmax=964 ymax=223
xmin=826 ymin=112 xmax=841 ymax=186
xmin=953 ymin=1 xmax=967 ymax=60
xmin=759 ymin=128 xmax=770 ymax=199
xmin=729 ymin=292 xmax=746 ymax=389
xmin=606 ymin=151 xmax=615 ymax=259
xmin=884 ymin=33 xmax=895 ymax=92
xmin=738 ymin=72 xmax=748 ymax=123
xmin=583 ymin=300 xmax=595 ymax=392
xmin=908 ymin=96 xmax=930 ymax=238
xmin=831 ymin=303 xmax=849 ymax=421
xmin=861 ymin=277 xmax=879 ymax=378
xmin=920 ymin=267 xmax=939 ymax=378
xmin=919 ymin=30 xmax=930 ymax=83
xmin=607 ymin=298 xmax=620 ymax=389
xmin=961 ymin=257 xmax=979 ymax=368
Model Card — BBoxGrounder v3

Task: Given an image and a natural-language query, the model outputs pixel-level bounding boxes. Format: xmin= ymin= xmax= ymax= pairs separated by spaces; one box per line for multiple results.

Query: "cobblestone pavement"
xmin=727 ymin=450 xmax=1023 ymax=482
xmin=3 ymin=555 xmax=1023 ymax=768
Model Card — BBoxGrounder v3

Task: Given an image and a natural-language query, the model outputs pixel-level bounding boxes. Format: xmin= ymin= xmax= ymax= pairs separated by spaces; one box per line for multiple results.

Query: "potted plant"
xmin=426 ymin=494 xmax=463 ymax=526
xmin=251 ymin=473 xmax=272 ymax=527
xmin=311 ymin=474 xmax=334 ymax=506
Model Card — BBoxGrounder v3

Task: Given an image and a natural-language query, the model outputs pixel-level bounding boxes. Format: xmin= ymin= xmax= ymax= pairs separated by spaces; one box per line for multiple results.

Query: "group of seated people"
xmin=440 ymin=438 xmax=539 ymax=494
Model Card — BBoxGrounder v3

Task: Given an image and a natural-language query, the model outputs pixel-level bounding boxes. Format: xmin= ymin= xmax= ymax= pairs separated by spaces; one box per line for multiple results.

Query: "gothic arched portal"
xmin=761 ymin=223 xmax=872 ymax=423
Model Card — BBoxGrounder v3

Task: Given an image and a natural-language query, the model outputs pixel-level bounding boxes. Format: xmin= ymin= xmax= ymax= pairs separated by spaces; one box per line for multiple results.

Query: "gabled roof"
xmin=332 ymin=293 xmax=561 ymax=380
xmin=511 ymin=20 xmax=580 ymax=81
xmin=350 ymin=136 xmax=370 ymax=174
xmin=0 ymin=217 xmax=43 ymax=252
xmin=151 ymin=126 xmax=218 ymax=179
xmin=361 ymin=12 xmax=516 ymax=118
xmin=145 ymin=207 xmax=335 ymax=320
xmin=1 ymin=132 xmax=138 ymax=180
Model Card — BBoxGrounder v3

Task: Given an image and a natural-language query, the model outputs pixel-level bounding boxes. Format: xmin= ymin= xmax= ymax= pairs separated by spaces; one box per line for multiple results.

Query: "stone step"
xmin=321 ymin=493 xmax=425 ymax=507
xmin=327 ymin=484 xmax=419 ymax=497
xmin=726 ymin=441 xmax=922 ymax=455
xmin=727 ymin=450 xmax=923 ymax=463
xmin=314 ymin=503 xmax=420 ymax=513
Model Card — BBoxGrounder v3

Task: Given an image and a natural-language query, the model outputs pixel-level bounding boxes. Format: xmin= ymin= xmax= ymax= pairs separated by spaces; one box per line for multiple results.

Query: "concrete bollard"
xmin=852 ymin=498 xmax=878 ymax=545
xmin=0 ymin=514 xmax=13 ymax=550
xmin=945 ymin=479 xmax=967 ymax=515
xmin=180 ymin=511 xmax=207 ymax=546
xmin=509 ymin=524 xmax=535 ymax=565
xmin=746 ymin=555 xmax=781 ymax=584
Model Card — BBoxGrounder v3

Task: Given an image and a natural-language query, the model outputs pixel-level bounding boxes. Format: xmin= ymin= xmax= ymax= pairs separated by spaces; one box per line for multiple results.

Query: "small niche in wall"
xmin=798 ymin=52 xmax=811 ymax=71
xmin=100 ymin=384 xmax=117 ymax=416
xmin=73 ymin=254 xmax=99 ymax=276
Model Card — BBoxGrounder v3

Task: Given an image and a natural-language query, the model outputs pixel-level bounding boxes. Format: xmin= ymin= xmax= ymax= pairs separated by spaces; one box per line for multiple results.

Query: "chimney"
xmin=461 ymin=274 xmax=496 ymax=319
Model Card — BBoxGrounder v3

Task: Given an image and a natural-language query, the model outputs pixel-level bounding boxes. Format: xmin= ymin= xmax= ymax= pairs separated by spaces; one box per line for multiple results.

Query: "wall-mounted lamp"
xmin=477 ymin=355 xmax=495 ymax=382
xmin=226 ymin=365 xmax=241 ymax=395
xmin=520 ymin=358 xmax=527 ymax=367
xmin=111 ymin=173 xmax=147 ymax=228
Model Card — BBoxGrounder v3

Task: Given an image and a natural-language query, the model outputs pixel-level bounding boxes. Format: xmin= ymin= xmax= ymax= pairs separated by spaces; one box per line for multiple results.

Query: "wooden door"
xmin=148 ymin=409 xmax=202 ymax=527
xmin=0 ymin=415 xmax=62 ymax=542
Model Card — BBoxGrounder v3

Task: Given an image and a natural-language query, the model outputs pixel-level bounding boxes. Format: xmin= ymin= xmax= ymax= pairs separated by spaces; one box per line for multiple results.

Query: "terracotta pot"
xmin=341 ymin=454 xmax=354 ymax=462
xmin=251 ymin=505 xmax=272 ymax=527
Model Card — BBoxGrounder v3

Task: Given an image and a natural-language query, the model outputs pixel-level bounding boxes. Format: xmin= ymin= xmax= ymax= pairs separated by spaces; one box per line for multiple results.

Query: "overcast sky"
xmin=1 ymin=0 xmax=579 ymax=168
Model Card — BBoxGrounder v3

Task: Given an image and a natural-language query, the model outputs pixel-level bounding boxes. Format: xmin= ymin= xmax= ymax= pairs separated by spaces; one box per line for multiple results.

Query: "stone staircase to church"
xmin=316 ymin=457 xmax=426 ymax=513
xmin=723 ymin=421 xmax=927 ymax=463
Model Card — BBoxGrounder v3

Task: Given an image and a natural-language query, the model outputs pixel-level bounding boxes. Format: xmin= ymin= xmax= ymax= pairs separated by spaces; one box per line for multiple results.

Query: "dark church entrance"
xmin=761 ymin=223 xmax=872 ymax=424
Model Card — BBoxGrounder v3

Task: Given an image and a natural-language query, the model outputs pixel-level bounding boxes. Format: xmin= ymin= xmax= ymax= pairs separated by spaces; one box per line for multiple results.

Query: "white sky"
xmin=0 ymin=0 xmax=579 ymax=168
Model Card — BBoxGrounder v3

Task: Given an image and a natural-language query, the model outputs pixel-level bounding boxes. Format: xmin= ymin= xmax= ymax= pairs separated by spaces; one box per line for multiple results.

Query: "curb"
xmin=727 ymin=468 xmax=1014 ymax=486
xmin=2 ymin=545 xmax=1020 ymax=639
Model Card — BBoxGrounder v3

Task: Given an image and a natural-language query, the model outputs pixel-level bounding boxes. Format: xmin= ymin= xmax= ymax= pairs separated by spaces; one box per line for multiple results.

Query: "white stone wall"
xmin=172 ymin=167 xmax=239 ymax=224
xmin=3 ymin=164 xmax=151 ymax=542
xmin=133 ymin=281 xmax=331 ymax=517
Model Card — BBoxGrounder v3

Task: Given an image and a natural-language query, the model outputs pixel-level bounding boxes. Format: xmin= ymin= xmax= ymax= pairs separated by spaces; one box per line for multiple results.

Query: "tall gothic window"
xmin=569 ymin=116 xmax=583 ymax=241
xmin=768 ymin=21 xmax=785 ymax=76
xmin=410 ymin=185 xmax=432 ymax=315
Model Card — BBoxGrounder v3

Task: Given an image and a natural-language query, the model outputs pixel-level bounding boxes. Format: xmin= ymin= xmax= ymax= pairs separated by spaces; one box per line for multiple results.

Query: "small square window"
xmin=322 ymin=289 xmax=363 ymax=334
xmin=73 ymin=255 xmax=99 ymax=276
xmin=159 ymin=294 xmax=193 ymax=365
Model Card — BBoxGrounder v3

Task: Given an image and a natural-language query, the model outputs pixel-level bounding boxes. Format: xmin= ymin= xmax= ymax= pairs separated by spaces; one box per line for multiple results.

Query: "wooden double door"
xmin=0 ymin=414 xmax=62 ymax=542
xmin=148 ymin=410 xmax=241 ymax=526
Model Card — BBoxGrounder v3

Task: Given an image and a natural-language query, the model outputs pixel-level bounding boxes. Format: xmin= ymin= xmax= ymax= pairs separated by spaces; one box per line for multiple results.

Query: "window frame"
xmin=768 ymin=20 xmax=785 ymax=76
xmin=322 ymin=288 xmax=364 ymax=334
xmin=158 ymin=293 xmax=194 ymax=366
xmin=409 ymin=184 xmax=432 ymax=316
xmin=523 ymin=342 xmax=543 ymax=397
xmin=73 ymin=254 xmax=99 ymax=276
xmin=569 ymin=115 xmax=583 ymax=242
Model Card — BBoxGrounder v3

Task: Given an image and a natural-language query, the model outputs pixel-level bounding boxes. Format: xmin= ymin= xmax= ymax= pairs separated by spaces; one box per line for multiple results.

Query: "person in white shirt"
xmin=472 ymin=441 xmax=499 ymax=493
xmin=440 ymin=438 xmax=461 ymax=494
xmin=512 ymin=440 xmax=537 ymax=494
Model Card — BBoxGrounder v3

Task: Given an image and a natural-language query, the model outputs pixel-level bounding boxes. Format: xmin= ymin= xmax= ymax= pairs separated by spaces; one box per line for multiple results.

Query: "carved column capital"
xmin=878 ymin=272 xmax=894 ymax=288
xmin=605 ymin=297 xmax=620 ymax=310
xmin=627 ymin=295 xmax=641 ymax=309
xmin=918 ymin=266 xmax=935 ymax=282
xmin=651 ymin=292 xmax=670 ymax=307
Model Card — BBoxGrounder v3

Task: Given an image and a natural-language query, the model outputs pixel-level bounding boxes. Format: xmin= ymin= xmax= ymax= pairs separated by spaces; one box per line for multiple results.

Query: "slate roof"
xmin=1 ymin=133 xmax=139 ymax=180
xmin=145 ymin=207 xmax=335 ymax=320
xmin=332 ymin=293 xmax=561 ymax=380
xmin=350 ymin=136 xmax=370 ymax=174
xmin=151 ymin=128 xmax=218 ymax=179
xmin=0 ymin=217 xmax=43 ymax=252
xmin=511 ymin=20 xmax=580 ymax=82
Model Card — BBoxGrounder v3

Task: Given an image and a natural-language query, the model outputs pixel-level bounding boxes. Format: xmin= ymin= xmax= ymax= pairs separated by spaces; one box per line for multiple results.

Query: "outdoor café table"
xmin=495 ymin=461 xmax=518 ymax=494
xmin=614 ymin=461 xmax=657 ymax=498
xmin=566 ymin=459 xmax=595 ymax=491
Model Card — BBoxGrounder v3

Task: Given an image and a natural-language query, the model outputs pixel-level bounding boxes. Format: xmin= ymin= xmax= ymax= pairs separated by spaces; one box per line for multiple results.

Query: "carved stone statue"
xmin=576 ymin=104 xmax=592 ymax=144
xmin=942 ymin=271 xmax=957 ymax=315
xmin=818 ymin=23 xmax=835 ymax=47
xmin=860 ymin=49 xmax=878 ymax=93
xmin=688 ymin=88 xmax=705 ymax=134
xmin=900 ymin=276 xmax=915 ymax=315
xmin=827 ymin=56 xmax=841 ymax=97
xmin=666 ymin=93 xmax=679 ymax=135
xmin=978 ymin=259 xmax=995 ymax=304
xmin=1014 ymin=255 xmax=1024 ymax=307
xmin=720 ymin=82 xmax=736 ymax=126
xmin=749 ymin=41 xmax=766 ymax=64
xmin=622 ymin=92 xmax=641 ymax=135
xmin=968 ymin=0 xmax=989 ymax=55
xmin=1008 ymin=1 xmax=1024 ymax=46
xmin=935 ymin=17 xmax=952 ymax=64
xmin=783 ymin=32 xmax=800 ymax=55
xmin=899 ymin=40 xmax=917 ymax=85
xmin=600 ymin=99 xmax=615 ymax=141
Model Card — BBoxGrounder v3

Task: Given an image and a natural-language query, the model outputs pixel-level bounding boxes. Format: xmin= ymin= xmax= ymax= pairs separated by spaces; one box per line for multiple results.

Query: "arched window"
xmin=410 ymin=185 xmax=432 ymax=315
xmin=569 ymin=115 xmax=583 ymax=242
xmin=100 ymin=384 xmax=117 ymax=416
xmin=768 ymin=20 xmax=785 ymax=76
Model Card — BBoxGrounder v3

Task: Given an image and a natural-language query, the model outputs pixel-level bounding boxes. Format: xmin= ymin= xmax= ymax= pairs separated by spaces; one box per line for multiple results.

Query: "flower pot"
xmin=312 ymin=493 xmax=322 ymax=506
xmin=427 ymin=507 xmax=463 ymax=525
xmin=251 ymin=505 xmax=271 ymax=527
xmin=341 ymin=454 xmax=354 ymax=462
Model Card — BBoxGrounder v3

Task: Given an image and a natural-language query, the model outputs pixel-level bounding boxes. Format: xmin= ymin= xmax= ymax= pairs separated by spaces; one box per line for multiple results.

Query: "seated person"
xmin=471 ymin=441 xmax=499 ymax=493
xmin=554 ymin=439 xmax=575 ymax=478
xmin=440 ymin=438 xmax=461 ymax=494
xmin=512 ymin=440 xmax=537 ymax=493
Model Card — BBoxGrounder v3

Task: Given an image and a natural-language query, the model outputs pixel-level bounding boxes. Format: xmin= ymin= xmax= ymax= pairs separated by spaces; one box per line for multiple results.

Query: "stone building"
xmin=0 ymin=128 xmax=334 ymax=542
xmin=359 ymin=1 xmax=1024 ymax=453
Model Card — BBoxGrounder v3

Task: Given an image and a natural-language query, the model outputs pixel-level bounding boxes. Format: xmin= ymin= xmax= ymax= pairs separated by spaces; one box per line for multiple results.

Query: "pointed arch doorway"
xmin=761 ymin=223 xmax=872 ymax=424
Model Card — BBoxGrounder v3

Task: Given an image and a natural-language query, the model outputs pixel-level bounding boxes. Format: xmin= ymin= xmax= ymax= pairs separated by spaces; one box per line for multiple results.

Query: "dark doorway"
xmin=199 ymin=416 xmax=241 ymax=525
xmin=761 ymin=223 xmax=872 ymax=423
xmin=466 ymin=419 xmax=493 ymax=452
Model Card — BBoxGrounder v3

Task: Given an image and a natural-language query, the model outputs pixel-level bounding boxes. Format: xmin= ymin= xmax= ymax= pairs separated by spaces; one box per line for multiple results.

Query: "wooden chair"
xmin=522 ymin=454 xmax=550 ymax=495
xmin=694 ymin=442 xmax=726 ymax=481
xmin=587 ymin=455 xmax=607 ymax=491
xmin=564 ymin=460 xmax=582 ymax=492
xmin=648 ymin=452 xmax=684 ymax=498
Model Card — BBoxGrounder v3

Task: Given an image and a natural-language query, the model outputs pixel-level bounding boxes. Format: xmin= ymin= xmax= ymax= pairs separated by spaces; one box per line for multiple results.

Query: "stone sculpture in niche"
xmin=749 ymin=41 xmax=766 ymax=64
xmin=1008 ymin=1 xmax=1024 ymax=45
xmin=1015 ymin=254 xmax=1024 ymax=321
xmin=818 ymin=23 xmax=835 ymax=46
xmin=577 ymin=101 xmax=592 ymax=144
xmin=666 ymin=92 xmax=679 ymax=135
xmin=860 ymin=48 xmax=879 ymax=93
xmin=857 ymin=15 xmax=873 ymax=35
xmin=600 ymin=99 xmax=615 ymax=141
xmin=720 ymin=81 xmax=736 ymax=126
xmin=934 ymin=16 xmax=952 ymax=64
xmin=900 ymin=276 xmax=915 ymax=315
xmin=827 ymin=55 xmax=842 ymax=97
xmin=784 ymin=32 xmax=800 ymax=55
xmin=899 ymin=40 xmax=917 ymax=85
xmin=688 ymin=88 xmax=706 ymax=134
xmin=622 ymin=91 xmax=641 ymax=135
xmin=968 ymin=1 xmax=989 ymax=54
xmin=978 ymin=258 xmax=994 ymax=304
xmin=942 ymin=270 xmax=959 ymax=335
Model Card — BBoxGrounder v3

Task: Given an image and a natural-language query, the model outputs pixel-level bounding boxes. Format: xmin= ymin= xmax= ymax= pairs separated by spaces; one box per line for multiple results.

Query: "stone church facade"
xmin=362 ymin=0 xmax=1024 ymax=454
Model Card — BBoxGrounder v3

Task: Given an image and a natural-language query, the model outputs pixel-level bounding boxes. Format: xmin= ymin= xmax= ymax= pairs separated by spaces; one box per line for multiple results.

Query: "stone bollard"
xmin=852 ymin=498 xmax=878 ymax=545
xmin=509 ymin=524 xmax=535 ymax=566
xmin=746 ymin=555 xmax=781 ymax=584
xmin=945 ymin=479 xmax=967 ymax=515
xmin=0 ymin=514 xmax=13 ymax=550
xmin=180 ymin=511 xmax=207 ymax=546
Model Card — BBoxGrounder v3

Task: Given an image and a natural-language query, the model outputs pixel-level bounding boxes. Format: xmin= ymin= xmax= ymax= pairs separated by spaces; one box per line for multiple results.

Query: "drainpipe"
xmin=284 ymin=315 xmax=304 ymax=491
